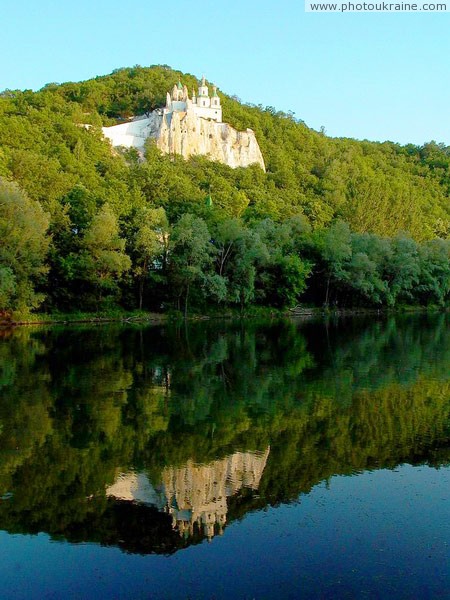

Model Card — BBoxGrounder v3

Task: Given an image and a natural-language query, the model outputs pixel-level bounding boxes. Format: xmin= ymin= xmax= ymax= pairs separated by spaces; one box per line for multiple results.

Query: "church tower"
xmin=162 ymin=75 xmax=222 ymax=124
xmin=197 ymin=75 xmax=211 ymax=108
xmin=192 ymin=77 xmax=222 ymax=121
xmin=211 ymin=86 xmax=220 ymax=109
xmin=170 ymin=81 xmax=188 ymax=112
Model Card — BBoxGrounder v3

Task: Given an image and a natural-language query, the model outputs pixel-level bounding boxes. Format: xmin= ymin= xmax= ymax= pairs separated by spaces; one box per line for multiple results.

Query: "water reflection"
xmin=106 ymin=448 xmax=270 ymax=540
xmin=0 ymin=314 xmax=449 ymax=555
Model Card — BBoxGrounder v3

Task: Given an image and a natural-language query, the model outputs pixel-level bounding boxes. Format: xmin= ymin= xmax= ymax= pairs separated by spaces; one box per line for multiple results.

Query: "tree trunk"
xmin=139 ymin=259 xmax=147 ymax=310
xmin=325 ymin=275 xmax=331 ymax=307
xmin=139 ymin=278 xmax=144 ymax=310
xmin=184 ymin=284 xmax=190 ymax=320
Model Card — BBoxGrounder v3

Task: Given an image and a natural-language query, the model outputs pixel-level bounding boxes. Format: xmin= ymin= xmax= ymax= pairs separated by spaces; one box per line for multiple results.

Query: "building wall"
xmin=102 ymin=113 xmax=163 ymax=150
xmin=192 ymin=105 xmax=222 ymax=122
xmin=171 ymin=100 xmax=187 ymax=112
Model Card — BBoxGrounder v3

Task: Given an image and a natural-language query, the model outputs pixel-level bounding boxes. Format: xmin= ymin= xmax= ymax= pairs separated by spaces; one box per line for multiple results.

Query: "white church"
xmin=166 ymin=76 xmax=222 ymax=123
xmin=102 ymin=76 xmax=265 ymax=171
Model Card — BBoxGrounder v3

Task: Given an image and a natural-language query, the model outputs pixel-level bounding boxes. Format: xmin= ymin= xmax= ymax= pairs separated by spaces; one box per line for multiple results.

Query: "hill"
xmin=0 ymin=65 xmax=449 ymax=315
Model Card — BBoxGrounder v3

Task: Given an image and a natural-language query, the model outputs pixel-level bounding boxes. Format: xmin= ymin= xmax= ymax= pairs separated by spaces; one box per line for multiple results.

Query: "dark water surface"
xmin=0 ymin=315 xmax=449 ymax=599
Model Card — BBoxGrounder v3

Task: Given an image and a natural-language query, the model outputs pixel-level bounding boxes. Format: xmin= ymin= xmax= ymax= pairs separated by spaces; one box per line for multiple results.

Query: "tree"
xmin=313 ymin=221 xmax=352 ymax=306
xmin=0 ymin=267 xmax=16 ymax=315
xmin=132 ymin=207 xmax=169 ymax=309
xmin=209 ymin=218 xmax=266 ymax=309
xmin=226 ymin=229 xmax=266 ymax=310
xmin=81 ymin=204 xmax=131 ymax=307
xmin=253 ymin=219 xmax=312 ymax=308
xmin=343 ymin=233 xmax=391 ymax=305
xmin=0 ymin=178 xmax=50 ymax=314
xmin=416 ymin=239 xmax=450 ymax=306
xmin=169 ymin=214 xmax=214 ymax=317
xmin=214 ymin=218 xmax=246 ymax=277
xmin=384 ymin=234 xmax=420 ymax=306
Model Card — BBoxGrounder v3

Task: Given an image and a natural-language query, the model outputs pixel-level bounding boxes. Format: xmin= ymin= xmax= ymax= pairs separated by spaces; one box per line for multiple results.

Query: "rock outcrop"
xmin=158 ymin=109 xmax=265 ymax=170
xmin=102 ymin=110 xmax=265 ymax=171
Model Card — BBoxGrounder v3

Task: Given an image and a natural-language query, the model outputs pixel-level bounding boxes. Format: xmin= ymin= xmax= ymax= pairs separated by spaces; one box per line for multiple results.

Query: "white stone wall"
xmin=171 ymin=100 xmax=187 ymax=112
xmin=102 ymin=112 xmax=163 ymax=151
xmin=192 ymin=104 xmax=222 ymax=122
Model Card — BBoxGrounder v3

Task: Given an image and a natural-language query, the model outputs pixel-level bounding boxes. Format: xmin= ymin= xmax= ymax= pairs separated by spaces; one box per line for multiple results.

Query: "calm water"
xmin=0 ymin=315 xmax=449 ymax=599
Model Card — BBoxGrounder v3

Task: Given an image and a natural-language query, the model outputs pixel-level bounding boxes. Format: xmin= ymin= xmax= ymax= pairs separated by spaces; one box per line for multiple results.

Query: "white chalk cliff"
xmin=102 ymin=77 xmax=265 ymax=171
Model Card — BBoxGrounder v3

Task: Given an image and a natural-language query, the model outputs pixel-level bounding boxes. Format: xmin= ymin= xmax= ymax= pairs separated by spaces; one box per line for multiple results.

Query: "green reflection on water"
xmin=0 ymin=314 xmax=449 ymax=553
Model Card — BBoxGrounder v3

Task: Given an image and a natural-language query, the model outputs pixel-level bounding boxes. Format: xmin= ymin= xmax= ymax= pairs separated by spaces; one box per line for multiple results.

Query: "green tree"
xmin=132 ymin=207 xmax=169 ymax=309
xmin=169 ymin=214 xmax=214 ymax=317
xmin=343 ymin=233 xmax=391 ymax=305
xmin=226 ymin=229 xmax=266 ymax=310
xmin=0 ymin=178 xmax=50 ymax=315
xmin=313 ymin=220 xmax=352 ymax=306
xmin=253 ymin=219 xmax=312 ymax=307
xmin=81 ymin=204 xmax=131 ymax=307
xmin=416 ymin=239 xmax=450 ymax=306
xmin=0 ymin=267 xmax=16 ymax=314
xmin=384 ymin=234 xmax=420 ymax=306
xmin=214 ymin=218 xmax=247 ymax=277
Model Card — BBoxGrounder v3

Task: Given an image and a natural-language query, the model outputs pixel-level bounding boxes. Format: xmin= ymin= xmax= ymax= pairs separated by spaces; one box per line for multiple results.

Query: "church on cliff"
xmin=102 ymin=76 xmax=265 ymax=171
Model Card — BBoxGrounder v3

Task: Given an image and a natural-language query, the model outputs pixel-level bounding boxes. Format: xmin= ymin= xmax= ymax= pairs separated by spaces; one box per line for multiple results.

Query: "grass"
xmin=2 ymin=309 xmax=166 ymax=326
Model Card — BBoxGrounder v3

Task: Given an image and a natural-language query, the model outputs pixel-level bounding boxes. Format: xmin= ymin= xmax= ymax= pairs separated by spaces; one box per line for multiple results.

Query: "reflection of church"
xmin=106 ymin=447 xmax=270 ymax=541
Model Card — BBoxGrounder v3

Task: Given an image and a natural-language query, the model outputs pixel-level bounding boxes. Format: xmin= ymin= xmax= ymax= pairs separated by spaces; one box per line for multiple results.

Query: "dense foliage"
xmin=0 ymin=65 xmax=449 ymax=315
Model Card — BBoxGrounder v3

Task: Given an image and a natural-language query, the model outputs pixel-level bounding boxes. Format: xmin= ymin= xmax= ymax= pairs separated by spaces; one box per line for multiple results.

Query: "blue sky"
xmin=1 ymin=0 xmax=449 ymax=145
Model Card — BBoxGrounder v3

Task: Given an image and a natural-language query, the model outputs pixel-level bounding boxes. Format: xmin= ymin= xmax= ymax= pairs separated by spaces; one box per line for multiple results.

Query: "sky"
xmin=1 ymin=0 xmax=449 ymax=146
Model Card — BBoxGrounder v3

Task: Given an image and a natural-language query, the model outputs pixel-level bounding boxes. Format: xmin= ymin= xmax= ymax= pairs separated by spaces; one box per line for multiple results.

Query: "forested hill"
xmin=0 ymin=65 xmax=449 ymax=315
xmin=1 ymin=64 xmax=450 ymax=237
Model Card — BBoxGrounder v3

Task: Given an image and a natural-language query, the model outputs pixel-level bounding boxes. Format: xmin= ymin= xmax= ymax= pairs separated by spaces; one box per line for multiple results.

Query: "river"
xmin=0 ymin=314 xmax=449 ymax=598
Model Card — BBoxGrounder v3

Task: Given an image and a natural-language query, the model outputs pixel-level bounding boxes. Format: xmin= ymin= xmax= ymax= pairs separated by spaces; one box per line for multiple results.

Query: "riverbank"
xmin=1 ymin=304 xmax=446 ymax=328
xmin=0 ymin=310 xmax=167 ymax=327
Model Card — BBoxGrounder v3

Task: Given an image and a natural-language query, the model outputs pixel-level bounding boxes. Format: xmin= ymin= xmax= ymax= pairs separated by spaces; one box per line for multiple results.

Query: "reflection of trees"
xmin=298 ymin=313 xmax=450 ymax=405
xmin=258 ymin=377 xmax=450 ymax=507
xmin=0 ymin=328 xmax=53 ymax=493
xmin=0 ymin=314 xmax=448 ymax=553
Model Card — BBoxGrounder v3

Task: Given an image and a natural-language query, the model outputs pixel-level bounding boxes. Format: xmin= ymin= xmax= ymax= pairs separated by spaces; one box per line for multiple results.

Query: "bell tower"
xmin=197 ymin=75 xmax=211 ymax=108
xmin=211 ymin=86 xmax=220 ymax=109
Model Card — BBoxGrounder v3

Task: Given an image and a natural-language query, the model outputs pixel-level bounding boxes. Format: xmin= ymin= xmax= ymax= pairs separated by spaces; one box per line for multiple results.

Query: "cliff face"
xmin=157 ymin=110 xmax=265 ymax=170
xmin=102 ymin=110 xmax=265 ymax=171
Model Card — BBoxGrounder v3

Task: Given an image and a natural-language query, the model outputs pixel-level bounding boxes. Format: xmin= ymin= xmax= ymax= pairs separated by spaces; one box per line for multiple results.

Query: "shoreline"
xmin=0 ymin=305 xmax=446 ymax=329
